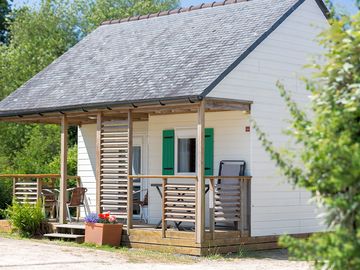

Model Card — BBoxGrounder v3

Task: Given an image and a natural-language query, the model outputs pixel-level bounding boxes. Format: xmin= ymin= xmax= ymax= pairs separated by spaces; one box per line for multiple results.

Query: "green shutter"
xmin=205 ymin=128 xmax=214 ymax=176
xmin=162 ymin=129 xmax=175 ymax=175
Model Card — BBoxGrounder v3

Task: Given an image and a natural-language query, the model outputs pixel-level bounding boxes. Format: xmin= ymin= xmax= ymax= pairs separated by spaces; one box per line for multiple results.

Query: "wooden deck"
xmin=121 ymin=225 xmax=284 ymax=256
xmin=1 ymin=219 xmax=309 ymax=256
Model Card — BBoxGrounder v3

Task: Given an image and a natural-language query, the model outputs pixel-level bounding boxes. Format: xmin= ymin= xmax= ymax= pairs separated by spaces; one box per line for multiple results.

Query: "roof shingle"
xmin=0 ymin=0 xmax=313 ymax=116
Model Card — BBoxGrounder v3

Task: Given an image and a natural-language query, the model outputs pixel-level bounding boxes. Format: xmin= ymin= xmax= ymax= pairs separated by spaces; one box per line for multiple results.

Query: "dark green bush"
xmin=0 ymin=179 xmax=12 ymax=218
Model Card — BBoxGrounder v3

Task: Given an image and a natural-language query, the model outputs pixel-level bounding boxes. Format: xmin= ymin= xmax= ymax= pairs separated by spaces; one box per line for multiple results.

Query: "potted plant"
xmin=84 ymin=212 xmax=123 ymax=246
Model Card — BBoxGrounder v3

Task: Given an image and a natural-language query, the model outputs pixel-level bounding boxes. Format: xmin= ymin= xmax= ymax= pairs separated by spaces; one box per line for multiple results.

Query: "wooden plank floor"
xmin=121 ymin=225 xmax=288 ymax=256
xmin=46 ymin=221 xmax=309 ymax=256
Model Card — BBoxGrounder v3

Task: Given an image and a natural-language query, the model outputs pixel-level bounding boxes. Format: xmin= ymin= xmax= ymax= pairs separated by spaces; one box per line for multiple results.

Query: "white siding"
xmin=77 ymin=111 xmax=250 ymax=223
xmin=208 ymin=0 xmax=328 ymax=236
xmin=147 ymin=111 xmax=250 ymax=224
xmin=77 ymin=121 xmax=148 ymax=215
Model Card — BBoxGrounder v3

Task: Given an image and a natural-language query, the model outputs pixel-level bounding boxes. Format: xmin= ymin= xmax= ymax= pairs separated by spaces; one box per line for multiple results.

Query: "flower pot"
xmin=85 ymin=223 xmax=123 ymax=246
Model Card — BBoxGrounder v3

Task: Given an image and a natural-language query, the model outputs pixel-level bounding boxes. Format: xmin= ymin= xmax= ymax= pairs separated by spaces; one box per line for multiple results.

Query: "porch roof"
xmin=0 ymin=0 xmax=327 ymax=119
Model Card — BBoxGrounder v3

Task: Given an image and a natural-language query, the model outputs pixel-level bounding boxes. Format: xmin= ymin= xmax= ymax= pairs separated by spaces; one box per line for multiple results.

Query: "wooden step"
xmin=55 ymin=224 xmax=85 ymax=230
xmin=44 ymin=233 xmax=84 ymax=243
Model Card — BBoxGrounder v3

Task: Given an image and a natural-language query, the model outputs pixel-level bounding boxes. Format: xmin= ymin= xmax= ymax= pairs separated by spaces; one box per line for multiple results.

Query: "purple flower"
xmin=84 ymin=213 xmax=99 ymax=224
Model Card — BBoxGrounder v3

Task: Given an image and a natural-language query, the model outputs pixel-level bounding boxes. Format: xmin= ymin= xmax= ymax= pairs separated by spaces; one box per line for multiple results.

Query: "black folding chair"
xmin=216 ymin=160 xmax=246 ymax=229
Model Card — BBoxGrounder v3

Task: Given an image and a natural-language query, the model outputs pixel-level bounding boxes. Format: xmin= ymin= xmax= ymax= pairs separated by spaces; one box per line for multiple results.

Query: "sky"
xmin=11 ymin=0 xmax=359 ymax=14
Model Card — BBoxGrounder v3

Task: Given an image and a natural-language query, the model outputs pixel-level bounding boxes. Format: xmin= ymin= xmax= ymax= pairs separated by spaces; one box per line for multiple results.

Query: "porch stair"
xmin=44 ymin=224 xmax=85 ymax=243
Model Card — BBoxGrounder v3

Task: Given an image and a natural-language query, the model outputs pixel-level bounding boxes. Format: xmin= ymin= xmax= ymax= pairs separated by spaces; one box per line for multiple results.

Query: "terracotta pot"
xmin=85 ymin=223 xmax=123 ymax=246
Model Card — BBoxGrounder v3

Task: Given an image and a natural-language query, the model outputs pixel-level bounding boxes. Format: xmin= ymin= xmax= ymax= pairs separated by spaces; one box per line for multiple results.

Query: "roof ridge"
xmin=101 ymin=0 xmax=250 ymax=26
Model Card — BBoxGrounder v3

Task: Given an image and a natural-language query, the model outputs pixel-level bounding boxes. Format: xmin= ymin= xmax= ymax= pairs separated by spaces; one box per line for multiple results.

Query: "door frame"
xmin=132 ymin=134 xmax=148 ymax=219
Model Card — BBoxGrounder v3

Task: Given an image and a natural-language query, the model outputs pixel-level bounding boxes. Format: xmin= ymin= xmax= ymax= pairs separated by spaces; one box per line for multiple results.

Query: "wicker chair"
xmin=41 ymin=189 xmax=58 ymax=219
xmin=66 ymin=187 xmax=88 ymax=222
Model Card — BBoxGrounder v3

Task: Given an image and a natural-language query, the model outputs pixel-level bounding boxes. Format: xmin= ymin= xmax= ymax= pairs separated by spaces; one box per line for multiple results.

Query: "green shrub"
xmin=3 ymin=200 xmax=45 ymax=237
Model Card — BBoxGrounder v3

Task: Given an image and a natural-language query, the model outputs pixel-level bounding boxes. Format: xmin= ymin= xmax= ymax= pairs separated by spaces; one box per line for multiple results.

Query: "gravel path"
xmin=0 ymin=237 xmax=312 ymax=270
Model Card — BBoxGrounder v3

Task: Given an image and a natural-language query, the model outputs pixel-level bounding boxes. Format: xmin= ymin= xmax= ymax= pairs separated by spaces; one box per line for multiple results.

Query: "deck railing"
xmin=128 ymin=175 xmax=251 ymax=239
xmin=128 ymin=175 xmax=197 ymax=238
xmin=207 ymin=176 xmax=251 ymax=238
xmin=0 ymin=174 xmax=80 ymax=204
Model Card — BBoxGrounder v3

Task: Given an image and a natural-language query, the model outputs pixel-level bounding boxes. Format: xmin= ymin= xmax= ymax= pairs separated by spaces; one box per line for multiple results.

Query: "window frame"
xmin=174 ymin=128 xmax=197 ymax=175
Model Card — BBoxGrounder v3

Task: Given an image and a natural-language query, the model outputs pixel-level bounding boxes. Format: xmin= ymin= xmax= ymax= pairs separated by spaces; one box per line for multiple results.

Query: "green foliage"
xmin=0 ymin=0 xmax=11 ymax=44
xmin=47 ymin=145 xmax=78 ymax=187
xmin=0 ymin=179 xmax=12 ymax=218
xmin=254 ymin=6 xmax=360 ymax=270
xmin=11 ymin=125 xmax=61 ymax=174
xmin=2 ymin=200 xmax=45 ymax=237
xmin=76 ymin=0 xmax=178 ymax=35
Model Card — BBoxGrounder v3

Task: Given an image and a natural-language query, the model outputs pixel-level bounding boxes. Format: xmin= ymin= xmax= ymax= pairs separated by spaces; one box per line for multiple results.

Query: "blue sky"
xmin=12 ymin=0 xmax=358 ymax=14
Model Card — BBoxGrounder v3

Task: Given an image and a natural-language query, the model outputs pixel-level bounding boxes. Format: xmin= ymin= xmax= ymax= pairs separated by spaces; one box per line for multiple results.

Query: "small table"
xmin=151 ymin=183 xmax=210 ymax=229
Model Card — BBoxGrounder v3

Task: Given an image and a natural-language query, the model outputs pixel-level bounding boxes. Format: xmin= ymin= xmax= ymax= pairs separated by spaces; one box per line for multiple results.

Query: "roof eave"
xmin=0 ymin=95 xmax=203 ymax=118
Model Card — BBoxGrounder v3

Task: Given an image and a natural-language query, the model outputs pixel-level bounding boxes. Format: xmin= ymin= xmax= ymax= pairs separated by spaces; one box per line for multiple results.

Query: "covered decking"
xmin=0 ymin=97 xmax=257 ymax=255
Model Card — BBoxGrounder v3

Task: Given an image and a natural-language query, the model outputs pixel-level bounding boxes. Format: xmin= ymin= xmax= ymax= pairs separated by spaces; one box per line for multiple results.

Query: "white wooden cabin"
xmin=0 ymin=0 xmax=329 ymax=255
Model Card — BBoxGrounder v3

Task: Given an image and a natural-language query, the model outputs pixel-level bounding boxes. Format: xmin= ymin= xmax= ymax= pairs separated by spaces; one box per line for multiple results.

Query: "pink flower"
xmin=109 ymin=216 xmax=117 ymax=223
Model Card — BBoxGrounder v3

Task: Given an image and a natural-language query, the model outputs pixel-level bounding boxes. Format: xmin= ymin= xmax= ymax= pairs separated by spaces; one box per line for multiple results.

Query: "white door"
xmin=132 ymin=136 xmax=147 ymax=219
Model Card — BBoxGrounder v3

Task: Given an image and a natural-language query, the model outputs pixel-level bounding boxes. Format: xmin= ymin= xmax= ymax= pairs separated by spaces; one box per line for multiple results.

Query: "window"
xmin=163 ymin=128 xmax=214 ymax=175
xmin=175 ymin=129 xmax=197 ymax=174
xmin=177 ymin=138 xmax=196 ymax=173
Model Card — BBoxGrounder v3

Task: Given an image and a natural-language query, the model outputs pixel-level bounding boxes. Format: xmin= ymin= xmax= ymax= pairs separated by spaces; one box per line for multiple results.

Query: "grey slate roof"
xmin=0 ymin=0 xmax=321 ymax=116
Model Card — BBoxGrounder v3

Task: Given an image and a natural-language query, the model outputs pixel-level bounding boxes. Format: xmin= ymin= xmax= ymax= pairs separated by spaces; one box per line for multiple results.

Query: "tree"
xmin=254 ymin=4 xmax=360 ymax=269
xmin=77 ymin=0 xmax=178 ymax=35
xmin=0 ymin=0 xmax=11 ymax=44
xmin=0 ymin=0 xmax=178 ymax=215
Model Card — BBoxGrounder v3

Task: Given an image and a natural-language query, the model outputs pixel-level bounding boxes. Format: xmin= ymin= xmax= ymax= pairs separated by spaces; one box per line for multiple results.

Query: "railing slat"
xmin=162 ymin=177 xmax=167 ymax=238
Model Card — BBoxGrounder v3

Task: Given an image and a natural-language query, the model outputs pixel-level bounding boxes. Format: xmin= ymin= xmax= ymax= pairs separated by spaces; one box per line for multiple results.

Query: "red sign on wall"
xmin=245 ymin=126 xmax=250 ymax=132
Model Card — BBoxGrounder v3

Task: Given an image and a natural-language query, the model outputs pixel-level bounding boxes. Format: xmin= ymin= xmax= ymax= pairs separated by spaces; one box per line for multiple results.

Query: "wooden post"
xmin=96 ymin=112 xmax=102 ymax=214
xmin=209 ymin=178 xmax=215 ymax=239
xmin=12 ymin=177 xmax=16 ymax=201
xmin=59 ymin=115 xmax=68 ymax=224
xmin=196 ymin=100 xmax=205 ymax=244
xmin=127 ymin=110 xmax=133 ymax=230
xmin=36 ymin=178 xmax=42 ymax=202
xmin=162 ymin=178 xmax=167 ymax=238
xmin=239 ymin=178 xmax=248 ymax=236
